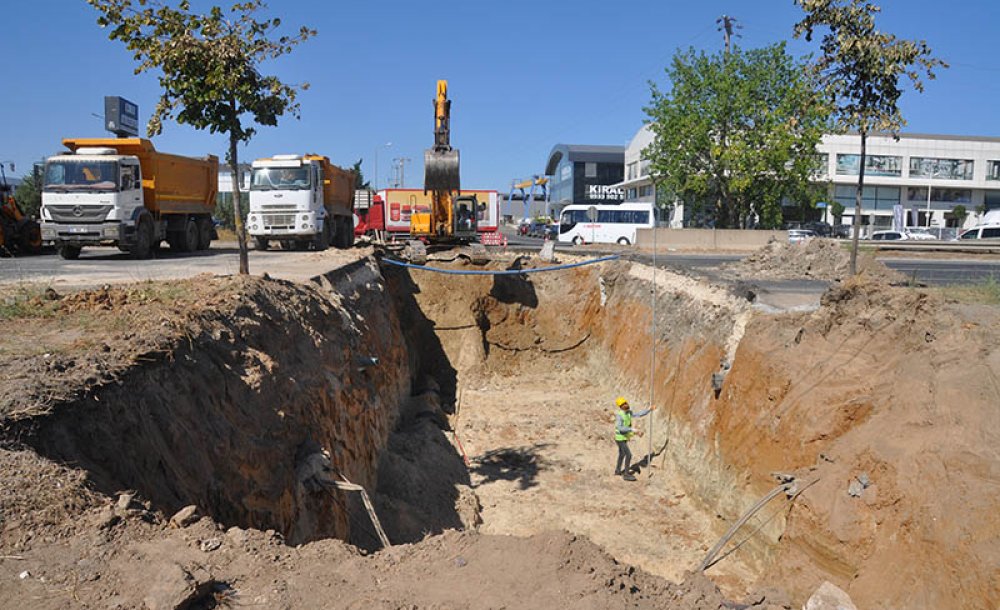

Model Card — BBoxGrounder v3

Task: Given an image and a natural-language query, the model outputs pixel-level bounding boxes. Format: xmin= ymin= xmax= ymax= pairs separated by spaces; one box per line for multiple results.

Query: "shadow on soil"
xmin=471 ymin=444 xmax=551 ymax=491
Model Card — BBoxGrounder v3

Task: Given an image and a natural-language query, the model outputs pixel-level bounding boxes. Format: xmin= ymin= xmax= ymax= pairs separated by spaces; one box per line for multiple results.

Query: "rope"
xmin=379 ymin=255 xmax=620 ymax=275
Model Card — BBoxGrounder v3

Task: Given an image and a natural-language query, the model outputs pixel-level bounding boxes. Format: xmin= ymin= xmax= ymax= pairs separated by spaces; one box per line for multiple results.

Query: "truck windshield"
xmin=250 ymin=167 xmax=311 ymax=191
xmin=43 ymin=160 xmax=120 ymax=192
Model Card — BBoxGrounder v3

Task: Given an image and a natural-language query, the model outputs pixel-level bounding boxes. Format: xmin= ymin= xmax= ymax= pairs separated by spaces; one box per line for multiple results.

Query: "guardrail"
xmin=845 ymin=239 xmax=1000 ymax=254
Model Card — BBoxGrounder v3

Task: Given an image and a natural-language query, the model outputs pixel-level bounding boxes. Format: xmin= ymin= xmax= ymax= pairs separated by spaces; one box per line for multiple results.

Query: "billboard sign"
xmin=104 ymin=96 xmax=139 ymax=137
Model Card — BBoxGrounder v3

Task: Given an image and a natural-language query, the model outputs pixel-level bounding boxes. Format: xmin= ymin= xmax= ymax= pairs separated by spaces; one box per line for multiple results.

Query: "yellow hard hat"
xmin=615 ymin=396 xmax=629 ymax=408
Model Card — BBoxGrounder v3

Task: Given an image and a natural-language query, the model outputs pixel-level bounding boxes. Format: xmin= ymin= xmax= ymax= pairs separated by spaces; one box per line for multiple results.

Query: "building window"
xmin=585 ymin=162 xmax=597 ymax=178
xmin=833 ymin=185 xmax=900 ymax=210
xmin=909 ymin=157 xmax=974 ymax=180
xmin=813 ymin=153 xmax=829 ymax=177
xmin=987 ymin=160 xmax=1000 ymax=181
xmin=639 ymin=185 xmax=654 ymax=198
xmin=905 ymin=187 xmax=972 ymax=203
xmin=627 ymin=188 xmax=637 ymax=200
xmin=626 ymin=162 xmax=638 ymax=180
xmin=835 ymin=154 xmax=902 ymax=177
xmin=639 ymin=159 xmax=651 ymax=177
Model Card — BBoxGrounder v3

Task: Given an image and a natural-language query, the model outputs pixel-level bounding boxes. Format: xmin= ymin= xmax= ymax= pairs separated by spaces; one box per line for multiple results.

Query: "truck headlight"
xmin=301 ymin=215 xmax=309 ymax=221
xmin=103 ymin=226 xmax=118 ymax=237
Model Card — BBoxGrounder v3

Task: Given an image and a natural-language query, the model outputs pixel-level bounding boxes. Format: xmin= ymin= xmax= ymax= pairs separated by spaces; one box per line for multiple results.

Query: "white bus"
xmin=557 ymin=202 xmax=655 ymax=245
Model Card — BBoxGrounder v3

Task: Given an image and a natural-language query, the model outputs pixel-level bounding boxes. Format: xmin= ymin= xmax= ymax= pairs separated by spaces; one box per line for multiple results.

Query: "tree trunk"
xmin=229 ymin=134 xmax=249 ymax=275
xmin=849 ymin=128 xmax=866 ymax=276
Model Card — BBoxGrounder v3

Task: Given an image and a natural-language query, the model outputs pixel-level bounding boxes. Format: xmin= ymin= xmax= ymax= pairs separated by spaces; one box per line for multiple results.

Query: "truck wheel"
xmin=314 ymin=221 xmax=329 ymax=251
xmin=59 ymin=245 xmax=82 ymax=260
xmin=253 ymin=236 xmax=269 ymax=251
xmin=196 ymin=217 xmax=213 ymax=250
xmin=132 ymin=217 xmax=154 ymax=260
xmin=169 ymin=218 xmax=199 ymax=253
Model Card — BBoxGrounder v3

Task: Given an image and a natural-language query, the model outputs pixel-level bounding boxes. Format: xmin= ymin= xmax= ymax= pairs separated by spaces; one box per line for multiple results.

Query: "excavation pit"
xmin=1 ymin=251 xmax=998 ymax=609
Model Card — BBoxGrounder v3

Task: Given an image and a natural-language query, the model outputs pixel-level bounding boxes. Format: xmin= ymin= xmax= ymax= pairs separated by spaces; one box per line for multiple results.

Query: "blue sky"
xmin=2 ymin=0 xmax=998 ymax=191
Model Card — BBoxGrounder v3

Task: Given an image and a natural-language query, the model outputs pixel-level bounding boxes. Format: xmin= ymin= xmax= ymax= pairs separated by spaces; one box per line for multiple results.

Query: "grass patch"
xmin=0 ymin=285 xmax=62 ymax=321
xmin=936 ymin=277 xmax=1000 ymax=305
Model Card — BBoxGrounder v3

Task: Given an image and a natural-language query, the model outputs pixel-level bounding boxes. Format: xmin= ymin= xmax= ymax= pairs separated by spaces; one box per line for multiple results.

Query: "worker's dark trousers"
xmin=615 ymin=440 xmax=632 ymax=474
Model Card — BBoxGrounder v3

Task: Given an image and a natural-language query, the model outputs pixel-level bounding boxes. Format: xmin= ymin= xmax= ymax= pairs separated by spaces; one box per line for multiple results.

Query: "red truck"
xmin=354 ymin=188 xmax=499 ymax=238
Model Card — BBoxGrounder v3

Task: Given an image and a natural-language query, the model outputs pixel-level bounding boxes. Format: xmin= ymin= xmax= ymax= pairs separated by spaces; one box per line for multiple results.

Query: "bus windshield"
xmin=43 ymin=160 xmax=120 ymax=192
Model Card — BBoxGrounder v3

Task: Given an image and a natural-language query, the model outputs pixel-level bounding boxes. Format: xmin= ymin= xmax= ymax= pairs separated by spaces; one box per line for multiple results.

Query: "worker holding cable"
xmin=613 ymin=397 xmax=655 ymax=481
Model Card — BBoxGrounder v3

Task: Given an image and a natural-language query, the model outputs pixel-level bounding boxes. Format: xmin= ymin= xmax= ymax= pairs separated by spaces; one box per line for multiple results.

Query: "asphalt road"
xmin=3 ymin=238 xmax=999 ymax=289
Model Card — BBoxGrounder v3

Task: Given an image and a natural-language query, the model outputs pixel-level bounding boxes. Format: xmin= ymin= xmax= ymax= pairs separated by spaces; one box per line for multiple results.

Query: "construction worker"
xmin=614 ymin=397 xmax=654 ymax=481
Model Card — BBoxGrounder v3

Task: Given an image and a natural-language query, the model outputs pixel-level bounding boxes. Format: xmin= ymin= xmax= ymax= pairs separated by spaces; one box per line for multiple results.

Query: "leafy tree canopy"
xmin=352 ymin=158 xmax=371 ymax=190
xmin=643 ymin=42 xmax=831 ymax=229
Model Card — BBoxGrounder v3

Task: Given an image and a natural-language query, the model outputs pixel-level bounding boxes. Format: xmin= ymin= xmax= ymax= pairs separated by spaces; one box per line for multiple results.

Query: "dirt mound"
xmin=727 ymin=238 xmax=903 ymax=282
xmin=0 ymin=493 xmax=784 ymax=610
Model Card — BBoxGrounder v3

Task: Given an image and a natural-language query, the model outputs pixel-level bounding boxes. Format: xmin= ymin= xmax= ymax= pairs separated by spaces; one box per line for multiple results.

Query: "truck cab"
xmin=247 ymin=154 xmax=355 ymax=251
xmin=41 ymin=148 xmax=145 ymax=252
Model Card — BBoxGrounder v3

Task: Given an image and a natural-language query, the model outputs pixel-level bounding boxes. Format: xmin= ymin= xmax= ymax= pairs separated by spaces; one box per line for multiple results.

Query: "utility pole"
xmin=393 ymin=157 xmax=412 ymax=188
xmin=716 ymin=15 xmax=742 ymax=55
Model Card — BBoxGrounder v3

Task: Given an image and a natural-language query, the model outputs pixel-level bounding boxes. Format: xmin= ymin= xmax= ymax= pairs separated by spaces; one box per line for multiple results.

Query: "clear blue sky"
xmin=2 ymin=0 xmax=998 ymax=191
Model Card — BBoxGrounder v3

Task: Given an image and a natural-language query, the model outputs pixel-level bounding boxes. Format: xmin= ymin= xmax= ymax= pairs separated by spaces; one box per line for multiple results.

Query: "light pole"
xmin=392 ymin=157 xmax=411 ymax=188
xmin=373 ymin=142 xmax=392 ymax=191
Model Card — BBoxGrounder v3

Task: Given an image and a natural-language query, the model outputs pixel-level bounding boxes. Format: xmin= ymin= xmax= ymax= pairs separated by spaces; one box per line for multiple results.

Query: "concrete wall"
xmin=636 ymin=227 xmax=785 ymax=250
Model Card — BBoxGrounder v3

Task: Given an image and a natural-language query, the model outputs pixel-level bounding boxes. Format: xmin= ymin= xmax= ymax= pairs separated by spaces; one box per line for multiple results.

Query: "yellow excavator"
xmin=0 ymin=167 xmax=42 ymax=256
xmin=405 ymin=80 xmax=487 ymax=264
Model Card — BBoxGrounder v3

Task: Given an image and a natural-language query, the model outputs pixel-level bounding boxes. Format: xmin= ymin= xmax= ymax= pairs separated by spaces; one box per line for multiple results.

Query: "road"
xmin=0 ymin=243 xmax=367 ymax=289
xmin=2 ymin=237 xmax=998 ymax=290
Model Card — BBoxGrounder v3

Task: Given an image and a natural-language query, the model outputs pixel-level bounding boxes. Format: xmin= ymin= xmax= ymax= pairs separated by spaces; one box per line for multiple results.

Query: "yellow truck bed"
xmin=303 ymin=154 xmax=354 ymax=217
xmin=62 ymin=138 xmax=218 ymax=216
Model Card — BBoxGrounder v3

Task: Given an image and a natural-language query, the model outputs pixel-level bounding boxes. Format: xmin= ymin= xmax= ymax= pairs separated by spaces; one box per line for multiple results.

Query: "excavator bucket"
xmin=424 ymin=148 xmax=460 ymax=193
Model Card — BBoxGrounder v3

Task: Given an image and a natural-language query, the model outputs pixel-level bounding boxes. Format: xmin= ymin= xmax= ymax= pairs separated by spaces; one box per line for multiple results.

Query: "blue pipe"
xmin=380 ymin=254 xmax=620 ymax=276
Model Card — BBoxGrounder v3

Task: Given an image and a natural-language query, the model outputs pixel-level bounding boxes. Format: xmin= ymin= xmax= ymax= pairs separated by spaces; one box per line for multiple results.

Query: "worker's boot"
xmin=622 ymin=472 xmax=637 ymax=481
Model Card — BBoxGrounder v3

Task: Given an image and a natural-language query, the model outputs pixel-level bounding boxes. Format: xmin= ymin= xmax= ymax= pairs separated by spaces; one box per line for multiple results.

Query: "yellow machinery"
xmin=406 ymin=80 xmax=486 ymax=264
xmin=0 ymin=165 xmax=42 ymax=255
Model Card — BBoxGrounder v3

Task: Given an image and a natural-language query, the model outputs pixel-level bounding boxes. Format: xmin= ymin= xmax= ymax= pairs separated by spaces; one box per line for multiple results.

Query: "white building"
xmin=616 ymin=126 xmax=1000 ymax=232
xmin=817 ymin=133 xmax=1000 ymax=232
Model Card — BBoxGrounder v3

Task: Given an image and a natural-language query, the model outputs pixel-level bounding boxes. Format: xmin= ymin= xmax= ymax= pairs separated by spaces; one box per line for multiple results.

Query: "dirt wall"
xmin=5 ymin=260 xmax=411 ymax=546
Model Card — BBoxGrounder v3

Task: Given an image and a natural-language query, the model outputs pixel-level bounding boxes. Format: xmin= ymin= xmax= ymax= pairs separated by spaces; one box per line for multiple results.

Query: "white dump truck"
xmin=40 ymin=138 xmax=219 ymax=260
xmin=247 ymin=154 xmax=355 ymax=251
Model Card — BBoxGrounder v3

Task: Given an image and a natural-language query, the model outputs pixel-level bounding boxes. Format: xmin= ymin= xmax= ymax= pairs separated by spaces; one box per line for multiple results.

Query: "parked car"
xmin=957 ymin=225 xmax=1000 ymax=240
xmin=802 ymin=221 xmax=833 ymax=237
xmin=904 ymin=228 xmax=937 ymax=241
xmin=788 ymin=229 xmax=816 ymax=244
xmin=833 ymin=224 xmax=854 ymax=239
xmin=871 ymin=230 xmax=907 ymax=241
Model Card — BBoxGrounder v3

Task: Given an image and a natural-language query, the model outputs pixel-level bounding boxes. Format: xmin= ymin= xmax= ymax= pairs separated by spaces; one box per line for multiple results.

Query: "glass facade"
xmin=835 ymin=154 xmax=902 ymax=177
xmin=987 ymin=160 xmax=1000 ymax=181
xmin=550 ymin=160 xmax=624 ymax=204
xmin=833 ymin=185 xmax=900 ymax=210
xmin=904 ymin=187 xmax=972 ymax=204
xmin=909 ymin=157 xmax=974 ymax=180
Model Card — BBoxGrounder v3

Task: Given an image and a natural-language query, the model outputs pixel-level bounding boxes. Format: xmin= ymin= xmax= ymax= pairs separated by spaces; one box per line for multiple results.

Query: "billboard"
xmin=104 ymin=96 xmax=139 ymax=137
xmin=378 ymin=189 xmax=499 ymax=233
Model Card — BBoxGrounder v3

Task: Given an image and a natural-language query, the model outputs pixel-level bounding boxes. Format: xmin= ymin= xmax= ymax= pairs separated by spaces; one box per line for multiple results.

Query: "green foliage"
xmin=794 ymin=0 xmax=946 ymax=272
xmin=213 ymin=193 xmax=248 ymax=229
xmin=88 ymin=0 xmax=315 ymax=143
xmin=794 ymin=0 xmax=946 ymax=136
xmin=830 ymin=200 xmax=845 ymax=220
xmin=643 ymin=43 xmax=830 ymax=229
xmin=952 ymin=204 xmax=968 ymax=225
xmin=352 ymin=158 xmax=371 ymax=190
xmin=13 ymin=168 xmax=44 ymax=218
xmin=975 ymin=203 xmax=987 ymax=217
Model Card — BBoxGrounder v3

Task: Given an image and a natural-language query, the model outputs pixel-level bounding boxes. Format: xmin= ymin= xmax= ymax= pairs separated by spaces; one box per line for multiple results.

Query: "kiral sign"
xmin=587 ymin=185 xmax=624 ymax=200
xmin=104 ymin=96 xmax=139 ymax=137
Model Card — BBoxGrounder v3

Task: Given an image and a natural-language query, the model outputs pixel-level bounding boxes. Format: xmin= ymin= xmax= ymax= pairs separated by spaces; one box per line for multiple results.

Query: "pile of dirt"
xmin=726 ymin=238 xmax=904 ymax=283
xmin=0 ymin=492 xmax=787 ymax=609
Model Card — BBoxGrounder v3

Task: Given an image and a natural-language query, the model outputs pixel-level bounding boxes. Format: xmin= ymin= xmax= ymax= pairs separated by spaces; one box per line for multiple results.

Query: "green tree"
xmin=830 ymin=200 xmax=846 ymax=222
xmin=951 ymin=204 xmax=968 ymax=228
xmin=13 ymin=167 xmax=44 ymax=218
xmin=643 ymin=43 xmax=830 ymax=229
xmin=87 ymin=0 xmax=315 ymax=274
xmin=794 ymin=0 xmax=946 ymax=274
xmin=352 ymin=158 xmax=371 ymax=190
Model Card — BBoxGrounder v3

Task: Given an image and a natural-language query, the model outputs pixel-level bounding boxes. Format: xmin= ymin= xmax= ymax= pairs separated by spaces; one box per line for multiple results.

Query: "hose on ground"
xmin=379 ymin=255 xmax=620 ymax=275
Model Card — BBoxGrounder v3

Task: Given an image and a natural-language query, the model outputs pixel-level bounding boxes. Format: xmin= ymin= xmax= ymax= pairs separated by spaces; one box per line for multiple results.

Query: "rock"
xmin=143 ymin=563 xmax=212 ymax=610
xmin=200 ymin=538 xmax=222 ymax=552
xmin=18 ymin=571 xmax=30 ymax=580
xmin=802 ymin=581 xmax=857 ymax=610
xmin=169 ymin=505 xmax=199 ymax=528
xmin=116 ymin=492 xmax=135 ymax=511
xmin=847 ymin=479 xmax=864 ymax=498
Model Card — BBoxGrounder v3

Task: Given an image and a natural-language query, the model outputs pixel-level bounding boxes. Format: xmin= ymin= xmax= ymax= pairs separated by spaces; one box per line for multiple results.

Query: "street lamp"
xmin=373 ymin=142 xmax=392 ymax=191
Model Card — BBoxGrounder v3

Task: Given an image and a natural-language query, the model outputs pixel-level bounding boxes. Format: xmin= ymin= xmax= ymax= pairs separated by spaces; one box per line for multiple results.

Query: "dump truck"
xmin=40 ymin=138 xmax=218 ymax=260
xmin=247 ymin=154 xmax=355 ymax=251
